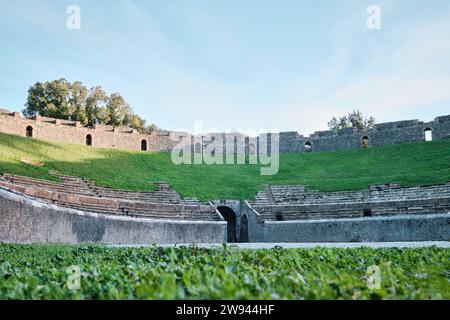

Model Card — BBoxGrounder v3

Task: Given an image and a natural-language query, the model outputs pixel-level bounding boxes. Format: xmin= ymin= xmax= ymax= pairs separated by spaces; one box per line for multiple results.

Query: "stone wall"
xmin=260 ymin=214 xmax=450 ymax=242
xmin=2 ymin=109 xmax=449 ymax=154
xmin=0 ymin=111 xmax=184 ymax=152
xmin=250 ymin=183 xmax=450 ymax=222
xmin=279 ymin=114 xmax=450 ymax=153
xmin=0 ymin=188 xmax=226 ymax=244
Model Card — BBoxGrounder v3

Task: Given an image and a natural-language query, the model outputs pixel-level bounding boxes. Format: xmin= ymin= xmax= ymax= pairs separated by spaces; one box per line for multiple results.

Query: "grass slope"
xmin=0 ymin=244 xmax=448 ymax=299
xmin=1 ymin=132 xmax=450 ymax=200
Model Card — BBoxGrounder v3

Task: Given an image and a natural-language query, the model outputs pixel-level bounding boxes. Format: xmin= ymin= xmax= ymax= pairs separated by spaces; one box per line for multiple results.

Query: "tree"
xmin=129 ymin=114 xmax=146 ymax=131
xmin=86 ymin=86 xmax=108 ymax=126
xmin=69 ymin=81 xmax=88 ymax=124
xmin=24 ymin=78 xmax=74 ymax=120
xmin=328 ymin=110 xmax=375 ymax=132
xmin=23 ymin=79 xmax=156 ymax=133
xmin=105 ymin=93 xmax=132 ymax=126
xmin=23 ymin=82 xmax=47 ymax=118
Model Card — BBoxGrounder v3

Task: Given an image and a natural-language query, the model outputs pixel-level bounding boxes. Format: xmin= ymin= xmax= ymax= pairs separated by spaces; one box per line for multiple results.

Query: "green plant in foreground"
xmin=0 ymin=244 xmax=448 ymax=300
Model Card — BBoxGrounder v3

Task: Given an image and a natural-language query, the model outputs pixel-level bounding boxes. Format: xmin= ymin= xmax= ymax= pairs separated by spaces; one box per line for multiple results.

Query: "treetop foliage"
xmin=328 ymin=110 xmax=375 ymax=132
xmin=22 ymin=78 xmax=157 ymax=133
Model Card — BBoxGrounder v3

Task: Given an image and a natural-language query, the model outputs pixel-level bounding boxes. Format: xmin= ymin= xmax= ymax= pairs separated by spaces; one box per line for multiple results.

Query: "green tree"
xmin=105 ymin=93 xmax=132 ymax=126
xmin=86 ymin=86 xmax=109 ymax=126
xmin=23 ymin=82 xmax=47 ymax=117
xmin=23 ymin=79 xmax=153 ymax=132
xmin=328 ymin=110 xmax=375 ymax=132
xmin=69 ymin=81 xmax=88 ymax=124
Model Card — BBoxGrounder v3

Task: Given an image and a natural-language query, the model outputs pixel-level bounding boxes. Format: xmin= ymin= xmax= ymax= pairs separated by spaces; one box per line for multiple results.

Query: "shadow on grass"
xmin=1 ymin=132 xmax=450 ymax=200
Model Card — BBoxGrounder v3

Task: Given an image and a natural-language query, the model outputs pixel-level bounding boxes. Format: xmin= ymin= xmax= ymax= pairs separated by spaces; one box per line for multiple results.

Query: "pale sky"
xmin=1 ymin=0 xmax=449 ymax=134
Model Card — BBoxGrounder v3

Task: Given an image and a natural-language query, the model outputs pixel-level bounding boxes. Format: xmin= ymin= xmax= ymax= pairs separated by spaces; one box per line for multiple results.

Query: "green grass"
xmin=0 ymin=244 xmax=448 ymax=299
xmin=1 ymin=132 xmax=450 ymax=200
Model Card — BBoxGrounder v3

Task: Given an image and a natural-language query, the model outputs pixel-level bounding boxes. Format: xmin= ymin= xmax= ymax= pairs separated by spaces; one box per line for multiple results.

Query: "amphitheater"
xmin=1 ymin=109 xmax=450 ymax=244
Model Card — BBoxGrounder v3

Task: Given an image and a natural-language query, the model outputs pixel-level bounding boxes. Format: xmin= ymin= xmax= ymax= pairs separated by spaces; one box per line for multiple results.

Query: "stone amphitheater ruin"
xmin=0 ymin=108 xmax=450 ymax=244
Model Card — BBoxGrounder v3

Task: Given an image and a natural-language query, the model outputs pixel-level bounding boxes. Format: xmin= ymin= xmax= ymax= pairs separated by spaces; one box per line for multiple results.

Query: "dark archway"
xmin=362 ymin=136 xmax=369 ymax=148
xmin=275 ymin=211 xmax=284 ymax=221
xmin=304 ymin=141 xmax=312 ymax=152
xmin=239 ymin=215 xmax=249 ymax=242
xmin=85 ymin=134 xmax=92 ymax=146
xmin=424 ymin=128 xmax=432 ymax=141
xmin=26 ymin=126 xmax=33 ymax=138
xmin=363 ymin=208 xmax=372 ymax=217
xmin=141 ymin=139 xmax=147 ymax=151
xmin=217 ymin=206 xmax=237 ymax=242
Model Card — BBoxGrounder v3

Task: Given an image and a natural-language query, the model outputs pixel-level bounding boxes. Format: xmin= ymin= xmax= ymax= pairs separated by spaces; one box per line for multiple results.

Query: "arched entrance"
xmin=304 ymin=141 xmax=312 ymax=152
xmin=217 ymin=206 xmax=237 ymax=242
xmin=362 ymin=136 xmax=370 ymax=148
xmin=26 ymin=126 xmax=33 ymax=138
xmin=85 ymin=134 xmax=92 ymax=146
xmin=424 ymin=128 xmax=432 ymax=141
xmin=141 ymin=139 xmax=147 ymax=151
xmin=239 ymin=215 xmax=249 ymax=242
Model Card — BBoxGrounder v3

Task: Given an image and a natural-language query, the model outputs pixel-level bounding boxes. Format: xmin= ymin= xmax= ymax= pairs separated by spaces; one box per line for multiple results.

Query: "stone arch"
xmin=362 ymin=136 xmax=370 ymax=148
xmin=275 ymin=211 xmax=284 ymax=221
xmin=304 ymin=141 xmax=312 ymax=152
xmin=424 ymin=127 xmax=432 ymax=141
xmin=25 ymin=126 xmax=33 ymax=138
xmin=141 ymin=139 xmax=147 ymax=151
xmin=217 ymin=206 xmax=237 ymax=242
xmin=239 ymin=215 xmax=249 ymax=242
xmin=85 ymin=134 xmax=92 ymax=146
xmin=363 ymin=208 xmax=372 ymax=217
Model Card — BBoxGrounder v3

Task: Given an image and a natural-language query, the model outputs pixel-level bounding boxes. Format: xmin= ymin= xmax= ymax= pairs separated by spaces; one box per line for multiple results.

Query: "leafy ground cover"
xmin=1 ymin=133 xmax=450 ymax=200
xmin=0 ymin=244 xmax=448 ymax=299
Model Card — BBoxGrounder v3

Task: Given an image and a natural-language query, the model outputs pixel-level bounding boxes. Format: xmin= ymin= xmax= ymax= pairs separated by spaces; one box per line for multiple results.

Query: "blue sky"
xmin=1 ymin=0 xmax=449 ymax=134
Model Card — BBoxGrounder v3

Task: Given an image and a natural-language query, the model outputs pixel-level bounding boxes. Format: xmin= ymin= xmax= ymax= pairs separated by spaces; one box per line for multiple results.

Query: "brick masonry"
xmin=2 ymin=109 xmax=449 ymax=153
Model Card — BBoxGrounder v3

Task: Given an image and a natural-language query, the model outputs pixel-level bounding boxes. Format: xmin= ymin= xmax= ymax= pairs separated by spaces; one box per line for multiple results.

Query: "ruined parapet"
xmin=278 ymin=114 xmax=450 ymax=153
xmin=0 ymin=107 xmax=449 ymax=154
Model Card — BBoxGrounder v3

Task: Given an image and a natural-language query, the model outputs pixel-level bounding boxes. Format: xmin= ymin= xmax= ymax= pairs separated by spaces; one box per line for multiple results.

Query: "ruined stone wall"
xmin=279 ymin=115 xmax=450 ymax=153
xmin=0 ymin=112 xmax=183 ymax=152
xmin=1 ymin=109 xmax=450 ymax=154
xmin=261 ymin=214 xmax=450 ymax=242
xmin=0 ymin=188 xmax=226 ymax=244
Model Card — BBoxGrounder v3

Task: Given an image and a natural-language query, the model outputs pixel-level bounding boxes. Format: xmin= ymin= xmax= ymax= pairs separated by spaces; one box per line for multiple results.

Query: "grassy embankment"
xmin=1 ymin=132 xmax=450 ymax=200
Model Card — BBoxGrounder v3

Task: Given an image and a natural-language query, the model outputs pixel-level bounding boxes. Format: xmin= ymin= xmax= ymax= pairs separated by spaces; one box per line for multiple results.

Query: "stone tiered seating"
xmin=89 ymin=183 xmax=182 ymax=204
xmin=369 ymin=184 xmax=450 ymax=201
xmin=85 ymin=181 xmax=205 ymax=205
xmin=53 ymin=201 xmax=124 ymax=216
xmin=123 ymin=204 xmax=218 ymax=221
xmin=0 ymin=173 xmax=220 ymax=221
xmin=3 ymin=173 xmax=95 ymax=196
xmin=250 ymin=183 xmax=450 ymax=221
xmin=268 ymin=185 xmax=365 ymax=204
xmin=256 ymin=205 xmax=363 ymax=221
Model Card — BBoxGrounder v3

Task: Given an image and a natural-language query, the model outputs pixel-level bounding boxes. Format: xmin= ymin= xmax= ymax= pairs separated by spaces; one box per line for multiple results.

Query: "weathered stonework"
xmin=0 ymin=111 xmax=184 ymax=152
xmin=1 ymin=109 xmax=449 ymax=153
xmin=1 ymin=173 xmax=450 ymax=243
xmin=0 ymin=188 xmax=227 ymax=244
xmin=279 ymin=115 xmax=450 ymax=153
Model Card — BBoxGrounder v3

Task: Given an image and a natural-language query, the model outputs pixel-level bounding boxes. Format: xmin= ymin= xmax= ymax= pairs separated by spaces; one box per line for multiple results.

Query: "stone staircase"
xmin=0 ymin=173 xmax=220 ymax=221
xmin=250 ymin=183 xmax=450 ymax=221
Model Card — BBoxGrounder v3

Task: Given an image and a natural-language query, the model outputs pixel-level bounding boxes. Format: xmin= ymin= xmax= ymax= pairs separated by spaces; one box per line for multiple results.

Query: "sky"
xmin=1 ymin=0 xmax=449 ymax=135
